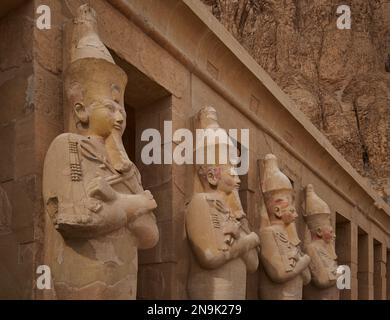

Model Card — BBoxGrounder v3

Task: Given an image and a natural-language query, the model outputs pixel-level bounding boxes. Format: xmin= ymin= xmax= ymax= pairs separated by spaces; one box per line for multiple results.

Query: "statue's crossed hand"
xmin=87 ymin=176 xmax=117 ymax=202
xmin=138 ymin=190 xmax=157 ymax=212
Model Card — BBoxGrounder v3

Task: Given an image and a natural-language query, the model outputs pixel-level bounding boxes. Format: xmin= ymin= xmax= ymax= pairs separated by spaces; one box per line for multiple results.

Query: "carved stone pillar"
xmin=185 ymin=106 xmax=259 ymax=299
xmin=258 ymin=154 xmax=311 ymax=300
xmin=302 ymin=184 xmax=339 ymax=300
xmin=42 ymin=4 xmax=159 ymax=299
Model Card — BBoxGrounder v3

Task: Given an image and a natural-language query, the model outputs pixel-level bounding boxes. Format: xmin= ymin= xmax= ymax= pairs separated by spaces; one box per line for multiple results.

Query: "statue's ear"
xmin=316 ymin=227 xmax=323 ymax=238
xmin=67 ymin=81 xmax=88 ymax=124
xmin=206 ymin=169 xmax=219 ymax=187
xmin=74 ymin=102 xmax=88 ymax=124
xmin=273 ymin=206 xmax=282 ymax=218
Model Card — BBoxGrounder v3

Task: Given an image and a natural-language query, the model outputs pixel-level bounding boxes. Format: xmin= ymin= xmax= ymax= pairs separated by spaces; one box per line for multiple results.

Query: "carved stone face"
xmin=317 ymin=224 xmax=335 ymax=244
xmin=69 ymin=77 xmax=127 ymax=138
xmin=198 ymin=106 xmax=218 ymax=128
xmin=87 ymin=98 xmax=126 ymax=138
xmin=265 ymin=190 xmax=297 ymax=225
xmin=204 ymin=164 xmax=240 ymax=195
xmin=217 ymin=165 xmax=240 ymax=195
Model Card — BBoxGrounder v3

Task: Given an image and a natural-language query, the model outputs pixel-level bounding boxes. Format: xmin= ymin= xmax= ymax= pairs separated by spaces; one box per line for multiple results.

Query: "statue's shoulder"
xmin=189 ymin=192 xmax=208 ymax=204
xmin=259 ymin=226 xmax=277 ymax=244
xmin=260 ymin=225 xmax=273 ymax=233
xmin=260 ymin=225 xmax=290 ymax=249
xmin=305 ymin=242 xmax=318 ymax=255
xmin=48 ymin=133 xmax=83 ymax=150
xmin=306 ymin=240 xmax=319 ymax=249
xmin=43 ymin=133 xmax=84 ymax=190
xmin=189 ymin=193 xmax=222 ymax=208
xmin=260 ymin=225 xmax=283 ymax=236
xmin=44 ymin=133 xmax=84 ymax=168
xmin=307 ymin=242 xmax=334 ymax=265
xmin=187 ymin=193 xmax=215 ymax=219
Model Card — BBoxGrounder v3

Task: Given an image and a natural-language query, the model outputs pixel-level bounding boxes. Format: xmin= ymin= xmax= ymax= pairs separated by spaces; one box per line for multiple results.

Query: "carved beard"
xmin=323 ymin=240 xmax=338 ymax=260
xmin=105 ymin=129 xmax=132 ymax=173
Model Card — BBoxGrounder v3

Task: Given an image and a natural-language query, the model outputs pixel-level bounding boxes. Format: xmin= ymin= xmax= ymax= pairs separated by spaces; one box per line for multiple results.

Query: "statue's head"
xmin=198 ymin=105 xmax=219 ymax=129
xmin=262 ymin=154 xmax=297 ymax=225
xmin=195 ymin=106 xmax=241 ymax=196
xmin=64 ymin=4 xmax=131 ymax=172
xmin=64 ymin=4 xmax=128 ymax=138
xmin=198 ymin=163 xmax=240 ymax=195
xmin=304 ymin=184 xmax=334 ymax=244
xmin=67 ymin=80 xmax=127 ymax=139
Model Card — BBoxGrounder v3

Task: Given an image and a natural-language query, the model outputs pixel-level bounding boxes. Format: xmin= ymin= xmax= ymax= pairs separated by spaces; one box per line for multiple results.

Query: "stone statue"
xmin=42 ymin=4 xmax=159 ymax=299
xmin=302 ymin=184 xmax=339 ymax=300
xmin=185 ymin=106 xmax=259 ymax=299
xmin=258 ymin=154 xmax=311 ymax=300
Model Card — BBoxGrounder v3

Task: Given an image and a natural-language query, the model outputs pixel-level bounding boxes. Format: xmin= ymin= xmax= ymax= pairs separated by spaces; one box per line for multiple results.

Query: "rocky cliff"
xmin=200 ymin=0 xmax=390 ymax=201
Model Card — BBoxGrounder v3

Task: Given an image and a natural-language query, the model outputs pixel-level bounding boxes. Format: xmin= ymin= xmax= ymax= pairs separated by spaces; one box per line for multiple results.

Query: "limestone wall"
xmin=0 ymin=0 xmax=63 ymax=299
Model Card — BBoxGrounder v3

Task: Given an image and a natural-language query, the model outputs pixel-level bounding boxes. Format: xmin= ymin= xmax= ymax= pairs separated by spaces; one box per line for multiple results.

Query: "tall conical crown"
xmin=260 ymin=154 xmax=300 ymax=245
xmin=64 ymin=4 xmax=128 ymax=132
xmin=70 ymin=4 xmax=115 ymax=64
xmin=303 ymin=184 xmax=331 ymax=230
xmin=261 ymin=154 xmax=292 ymax=193
xmin=194 ymin=106 xmax=244 ymax=221
xmin=195 ymin=106 xmax=239 ymax=166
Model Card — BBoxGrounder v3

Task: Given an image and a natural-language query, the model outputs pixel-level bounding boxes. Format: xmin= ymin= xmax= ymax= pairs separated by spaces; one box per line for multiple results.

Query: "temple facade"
xmin=0 ymin=0 xmax=389 ymax=300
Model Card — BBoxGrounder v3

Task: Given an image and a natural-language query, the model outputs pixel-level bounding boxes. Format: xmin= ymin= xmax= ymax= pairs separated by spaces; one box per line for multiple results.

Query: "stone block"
xmin=2 ymin=176 xmax=35 ymax=243
xmin=0 ymin=233 xmax=33 ymax=299
xmin=139 ymin=218 xmax=177 ymax=264
xmin=150 ymin=182 xmax=173 ymax=222
xmin=33 ymin=63 xmax=63 ymax=122
xmin=137 ymin=262 xmax=175 ymax=299
xmin=0 ymin=66 xmax=33 ymax=124
xmin=33 ymin=0 xmax=63 ymax=75
xmin=0 ymin=2 xmax=33 ymax=69
xmin=14 ymin=114 xmax=35 ymax=178
xmin=0 ymin=122 xmax=15 ymax=182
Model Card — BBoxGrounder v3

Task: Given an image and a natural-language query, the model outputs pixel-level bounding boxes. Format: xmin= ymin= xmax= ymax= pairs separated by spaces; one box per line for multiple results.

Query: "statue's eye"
xmin=105 ymin=104 xmax=115 ymax=112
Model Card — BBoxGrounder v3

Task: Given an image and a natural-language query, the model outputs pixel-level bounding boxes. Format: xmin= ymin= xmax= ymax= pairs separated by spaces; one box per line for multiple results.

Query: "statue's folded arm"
xmin=186 ymin=194 xmax=259 ymax=270
xmin=307 ymin=246 xmax=335 ymax=289
xmin=43 ymin=133 xmax=129 ymax=238
xmin=259 ymin=227 xmax=310 ymax=283
xmin=49 ymin=197 xmax=128 ymax=238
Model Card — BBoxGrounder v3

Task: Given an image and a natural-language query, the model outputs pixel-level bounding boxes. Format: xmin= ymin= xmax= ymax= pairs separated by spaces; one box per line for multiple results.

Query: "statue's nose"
xmin=114 ymin=111 xmax=124 ymax=123
xmin=235 ymin=175 xmax=241 ymax=186
xmin=290 ymin=208 xmax=298 ymax=218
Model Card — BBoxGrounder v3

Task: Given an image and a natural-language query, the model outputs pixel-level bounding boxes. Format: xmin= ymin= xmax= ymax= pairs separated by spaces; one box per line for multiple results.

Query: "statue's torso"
xmin=43 ymin=133 xmax=142 ymax=299
xmin=258 ymin=225 xmax=304 ymax=300
xmin=187 ymin=193 xmax=248 ymax=300
xmin=303 ymin=240 xmax=339 ymax=300
xmin=308 ymin=241 xmax=338 ymax=279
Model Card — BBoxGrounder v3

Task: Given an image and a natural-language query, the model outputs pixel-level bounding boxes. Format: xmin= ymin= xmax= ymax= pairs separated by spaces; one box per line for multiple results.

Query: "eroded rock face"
xmin=200 ymin=0 xmax=390 ymax=197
